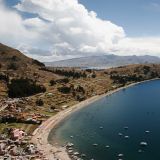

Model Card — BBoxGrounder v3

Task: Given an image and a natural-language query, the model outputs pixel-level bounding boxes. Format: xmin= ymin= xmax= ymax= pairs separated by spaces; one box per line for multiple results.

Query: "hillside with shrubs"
xmin=1 ymin=43 xmax=160 ymax=136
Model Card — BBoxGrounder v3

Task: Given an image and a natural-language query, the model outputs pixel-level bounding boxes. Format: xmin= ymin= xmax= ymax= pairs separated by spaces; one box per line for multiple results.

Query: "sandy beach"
xmin=31 ymin=78 xmax=159 ymax=160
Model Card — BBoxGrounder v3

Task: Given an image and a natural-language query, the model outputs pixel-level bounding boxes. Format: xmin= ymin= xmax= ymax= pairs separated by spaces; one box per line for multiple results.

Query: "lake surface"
xmin=49 ymin=80 xmax=160 ymax=160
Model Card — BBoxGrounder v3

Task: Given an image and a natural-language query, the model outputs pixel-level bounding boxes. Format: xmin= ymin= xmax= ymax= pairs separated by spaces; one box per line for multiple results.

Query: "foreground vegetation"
xmin=1 ymin=62 xmax=160 ymax=131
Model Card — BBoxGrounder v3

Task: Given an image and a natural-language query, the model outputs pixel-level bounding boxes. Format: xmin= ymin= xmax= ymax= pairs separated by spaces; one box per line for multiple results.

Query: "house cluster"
xmin=0 ymin=98 xmax=28 ymax=113
xmin=0 ymin=113 xmax=44 ymax=125
xmin=0 ymin=128 xmax=47 ymax=160
xmin=0 ymin=98 xmax=48 ymax=125
xmin=0 ymin=98 xmax=50 ymax=159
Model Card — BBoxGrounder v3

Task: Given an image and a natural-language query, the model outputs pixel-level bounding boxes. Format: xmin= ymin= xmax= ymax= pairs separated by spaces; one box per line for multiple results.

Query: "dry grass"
xmin=1 ymin=43 xmax=160 ymax=135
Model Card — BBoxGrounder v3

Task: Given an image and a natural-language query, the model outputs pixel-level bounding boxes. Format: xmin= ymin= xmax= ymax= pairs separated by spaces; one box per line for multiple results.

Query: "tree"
xmin=36 ymin=99 xmax=44 ymax=106
xmin=8 ymin=78 xmax=46 ymax=98
xmin=58 ymin=86 xmax=71 ymax=94
xmin=7 ymin=62 xmax=18 ymax=70
xmin=50 ymin=79 xmax=56 ymax=86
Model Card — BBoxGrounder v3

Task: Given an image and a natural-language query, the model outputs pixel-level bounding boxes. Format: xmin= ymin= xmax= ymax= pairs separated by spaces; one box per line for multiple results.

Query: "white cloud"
xmin=112 ymin=37 xmax=160 ymax=56
xmin=0 ymin=1 xmax=32 ymax=45
xmin=0 ymin=0 xmax=160 ymax=62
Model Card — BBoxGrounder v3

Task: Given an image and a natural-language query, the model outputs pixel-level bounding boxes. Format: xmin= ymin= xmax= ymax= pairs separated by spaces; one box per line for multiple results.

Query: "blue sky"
xmin=5 ymin=0 xmax=160 ymax=37
xmin=1 ymin=0 xmax=160 ymax=61
xmin=5 ymin=0 xmax=19 ymax=6
xmin=79 ymin=0 xmax=160 ymax=37
xmin=5 ymin=0 xmax=37 ymax=18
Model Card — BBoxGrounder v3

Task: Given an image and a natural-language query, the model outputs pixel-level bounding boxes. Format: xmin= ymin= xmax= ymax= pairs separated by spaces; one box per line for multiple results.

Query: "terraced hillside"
xmin=1 ymin=43 xmax=160 ymax=133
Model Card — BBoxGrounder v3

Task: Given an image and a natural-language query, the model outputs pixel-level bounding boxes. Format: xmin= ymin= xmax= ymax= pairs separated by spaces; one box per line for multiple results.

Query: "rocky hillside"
xmin=1 ymin=43 xmax=160 ymax=107
xmin=0 ymin=43 xmax=60 ymax=98
xmin=0 ymin=43 xmax=44 ymax=71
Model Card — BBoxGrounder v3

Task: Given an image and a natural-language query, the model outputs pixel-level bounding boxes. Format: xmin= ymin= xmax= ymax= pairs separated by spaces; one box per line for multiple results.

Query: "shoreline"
xmin=31 ymin=78 xmax=159 ymax=160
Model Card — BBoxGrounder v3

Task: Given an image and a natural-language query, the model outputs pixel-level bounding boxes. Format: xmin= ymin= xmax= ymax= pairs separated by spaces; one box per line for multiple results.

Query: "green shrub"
xmin=36 ymin=99 xmax=44 ymax=106
xmin=7 ymin=62 xmax=18 ymax=70
xmin=50 ymin=79 xmax=56 ymax=86
xmin=8 ymin=78 xmax=46 ymax=98
xmin=92 ymin=73 xmax=96 ymax=78
xmin=56 ymin=78 xmax=69 ymax=83
xmin=0 ymin=73 xmax=9 ymax=83
xmin=58 ymin=86 xmax=71 ymax=94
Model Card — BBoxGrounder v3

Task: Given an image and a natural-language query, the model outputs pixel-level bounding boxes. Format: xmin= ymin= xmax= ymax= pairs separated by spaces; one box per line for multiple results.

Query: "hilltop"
xmin=0 ymin=43 xmax=62 ymax=98
xmin=0 ymin=43 xmax=44 ymax=70
xmin=0 ymin=43 xmax=50 ymax=81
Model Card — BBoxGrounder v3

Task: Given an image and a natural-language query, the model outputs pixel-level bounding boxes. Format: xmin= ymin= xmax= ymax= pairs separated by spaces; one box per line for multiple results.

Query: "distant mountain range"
xmin=45 ymin=54 xmax=160 ymax=68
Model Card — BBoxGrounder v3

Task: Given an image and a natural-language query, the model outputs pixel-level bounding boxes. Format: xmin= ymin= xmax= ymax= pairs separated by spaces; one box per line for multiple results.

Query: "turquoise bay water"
xmin=49 ymin=80 xmax=160 ymax=160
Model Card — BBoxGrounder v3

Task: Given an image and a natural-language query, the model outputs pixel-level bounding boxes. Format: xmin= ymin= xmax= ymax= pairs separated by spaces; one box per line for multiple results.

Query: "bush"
xmin=143 ymin=66 xmax=151 ymax=75
xmin=50 ymin=80 xmax=56 ymax=86
xmin=58 ymin=86 xmax=71 ymax=94
xmin=56 ymin=78 xmax=69 ymax=83
xmin=50 ymin=106 xmax=56 ymax=110
xmin=11 ymin=56 xmax=19 ymax=61
xmin=8 ymin=78 xmax=46 ymax=98
xmin=36 ymin=99 xmax=44 ymax=106
xmin=85 ymin=69 xmax=92 ymax=73
xmin=0 ymin=73 xmax=9 ymax=83
xmin=50 ymin=78 xmax=69 ymax=86
xmin=110 ymin=74 xmax=143 ymax=84
xmin=7 ymin=62 xmax=18 ymax=70
xmin=41 ymin=68 xmax=87 ymax=79
xmin=91 ymin=73 xmax=96 ymax=78
xmin=75 ymin=85 xmax=85 ymax=93
xmin=76 ymin=94 xmax=86 ymax=101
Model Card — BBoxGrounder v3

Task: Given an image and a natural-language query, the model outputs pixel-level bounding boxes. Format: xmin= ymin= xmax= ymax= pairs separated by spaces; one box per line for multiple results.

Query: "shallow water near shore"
xmin=49 ymin=80 xmax=160 ymax=160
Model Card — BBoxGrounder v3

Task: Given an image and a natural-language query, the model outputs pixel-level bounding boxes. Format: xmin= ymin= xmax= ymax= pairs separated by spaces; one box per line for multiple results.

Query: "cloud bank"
xmin=0 ymin=0 xmax=160 ymax=61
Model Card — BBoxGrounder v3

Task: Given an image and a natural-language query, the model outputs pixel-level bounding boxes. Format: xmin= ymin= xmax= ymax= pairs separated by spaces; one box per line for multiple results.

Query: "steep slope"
xmin=0 ymin=43 xmax=44 ymax=71
xmin=45 ymin=54 xmax=160 ymax=68
xmin=0 ymin=43 xmax=60 ymax=98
